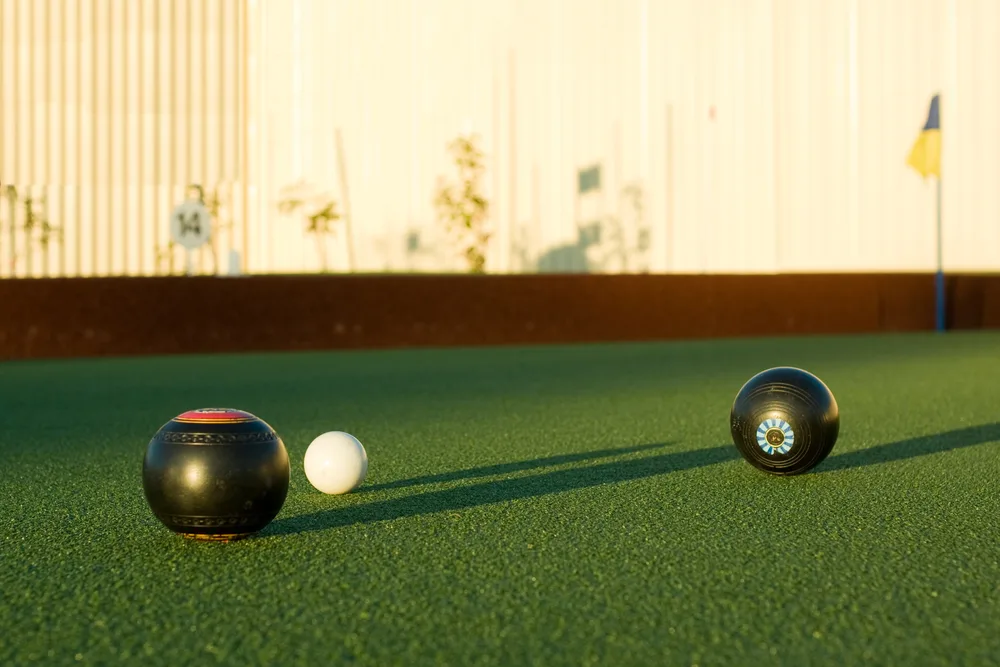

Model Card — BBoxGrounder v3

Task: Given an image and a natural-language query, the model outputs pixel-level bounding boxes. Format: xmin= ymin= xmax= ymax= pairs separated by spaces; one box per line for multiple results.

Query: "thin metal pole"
xmin=218 ymin=0 xmax=226 ymax=269
xmin=187 ymin=0 xmax=196 ymax=273
xmin=27 ymin=0 xmax=35 ymax=277
xmin=335 ymin=128 xmax=355 ymax=271
xmin=169 ymin=0 xmax=177 ymax=274
xmin=0 ymin=0 xmax=5 ymax=276
xmin=59 ymin=0 xmax=67 ymax=275
xmin=154 ymin=0 xmax=162 ymax=275
xmin=492 ymin=56 xmax=500 ymax=271
xmin=241 ymin=0 xmax=250 ymax=273
xmin=13 ymin=0 xmax=21 ymax=277
xmin=122 ymin=0 xmax=129 ymax=274
xmin=665 ymin=103 xmax=674 ymax=271
xmin=108 ymin=0 xmax=116 ymax=275
xmin=137 ymin=0 xmax=144 ymax=274
xmin=91 ymin=0 xmax=98 ymax=275
xmin=935 ymin=176 xmax=945 ymax=332
xmin=43 ymin=0 xmax=52 ymax=277
xmin=0 ymin=2 xmax=5 ymax=278
xmin=508 ymin=48 xmax=516 ymax=273
xmin=75 ymin=0 xmax=83 ymax=274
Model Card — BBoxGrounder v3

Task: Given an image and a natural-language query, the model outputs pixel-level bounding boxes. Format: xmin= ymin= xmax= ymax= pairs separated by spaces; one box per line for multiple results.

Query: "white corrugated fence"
xmin=1 ymin=0 xmax=997 ymax=276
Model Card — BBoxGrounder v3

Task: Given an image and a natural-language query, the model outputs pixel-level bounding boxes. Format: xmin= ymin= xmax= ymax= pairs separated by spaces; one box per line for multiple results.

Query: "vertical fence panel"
xmin=0 ymin=0 xmax=6 ymax=277
xmin=167 ymin=0 xmax=178 ymax=274
xmin=243 ymin=0 xmax=256 ymax=274
xmin=73 ymin=0 xmax=84 ymax=276
xmin=0 ymin=0 xmax=19 ymax=277
xmin=199 ymin=8 xmax=210 ymax=273
xmin=12 ymin=0 xmax=24 ymax=277
xmin=89 ymin=0 xmax=98 ymax=276
xmin=118 ymin=0 xmax=127 ymax=275
xmin=108 ymin=0 xmax=119 ymax=276
xmin=154 ymin=0 xmax=165 ymax=274
xmin=218 ymin=0 xmax=228 ymax=268
xmin=25 ymin=0 xmax=35 ymax=278
xmin=54 ymin=0 xmax=65 ymax=276
xmin=2 ymin=0 xmax=1000 ymax=278
xmin=26 ymin=0 xmax=245 ymax=277
xmin=125 ymin=0 xmax=138 ymax=275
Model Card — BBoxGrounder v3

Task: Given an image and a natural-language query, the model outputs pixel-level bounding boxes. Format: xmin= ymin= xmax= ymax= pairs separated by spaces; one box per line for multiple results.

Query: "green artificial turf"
xmin=2 ymin=331 xmax=1000 ymax=666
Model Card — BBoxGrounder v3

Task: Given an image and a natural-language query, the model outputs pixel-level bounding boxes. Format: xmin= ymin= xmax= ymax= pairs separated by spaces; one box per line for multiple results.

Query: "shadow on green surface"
xmin=268 ymin=443 xmax=738 ymax=536
xmin=361 ymin=442 xmax=670 ymax=492
xmin=821 ymin=422 xmax=1000 ymax=472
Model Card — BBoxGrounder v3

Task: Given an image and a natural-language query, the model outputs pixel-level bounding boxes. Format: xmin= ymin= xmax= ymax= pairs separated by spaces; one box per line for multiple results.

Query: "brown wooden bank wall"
xmin=2 ymin=272 xmax=1000 ymax=361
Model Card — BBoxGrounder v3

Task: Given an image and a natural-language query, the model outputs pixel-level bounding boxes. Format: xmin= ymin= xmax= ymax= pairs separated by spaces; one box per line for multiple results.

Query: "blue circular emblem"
xmin=757 ymin=418 xmax=795 ymax=455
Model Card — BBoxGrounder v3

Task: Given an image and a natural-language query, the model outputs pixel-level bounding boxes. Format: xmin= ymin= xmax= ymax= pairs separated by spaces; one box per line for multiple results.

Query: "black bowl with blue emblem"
xmin=729 ymin=367 xmax=840 ymax=475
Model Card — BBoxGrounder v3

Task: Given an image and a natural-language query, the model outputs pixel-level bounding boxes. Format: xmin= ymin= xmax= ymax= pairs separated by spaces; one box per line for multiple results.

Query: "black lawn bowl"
xmin=142 ymin=408 xmax=290 ymax=542
xmin=730 ymin=367 xmax=840 ymax=475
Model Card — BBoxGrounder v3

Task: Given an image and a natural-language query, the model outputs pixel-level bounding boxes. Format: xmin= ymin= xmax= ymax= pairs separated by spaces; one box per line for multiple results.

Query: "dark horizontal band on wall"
xmin=2 ymin=272 xmax=999 ymax=361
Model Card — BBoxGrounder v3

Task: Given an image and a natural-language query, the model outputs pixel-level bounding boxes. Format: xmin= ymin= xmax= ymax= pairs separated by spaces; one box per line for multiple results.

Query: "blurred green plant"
xmin=277 ymin=180 xmax=341 ymax=273
xmin=191 ymin=183 xmax=235 ymax=274
xmin=2 ymin=184 xmax=63 ymax=276
xmin=618 ymin=183 xmax=650 ymax=267
xmin=433 ymin=134 xmax=491 ymax=273
xmin=154 ymin=239 xmax=177 ymax=275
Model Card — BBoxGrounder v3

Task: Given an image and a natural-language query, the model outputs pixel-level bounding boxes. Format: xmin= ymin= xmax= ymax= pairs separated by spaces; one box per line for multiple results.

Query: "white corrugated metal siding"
xmin=1 ymin=0 xmax=996 ymax=276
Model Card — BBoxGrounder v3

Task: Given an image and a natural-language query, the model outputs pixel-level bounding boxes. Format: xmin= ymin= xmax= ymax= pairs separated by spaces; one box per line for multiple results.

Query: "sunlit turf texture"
xmin=2 ymin=331 xmax=999 ymax=666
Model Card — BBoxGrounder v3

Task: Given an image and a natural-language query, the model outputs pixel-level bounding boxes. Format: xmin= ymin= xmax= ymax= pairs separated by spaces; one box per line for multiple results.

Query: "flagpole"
xmin=906 ymin=92 xmax=943 ymax=332
xmin=935 ymin=175 xmax=944 ymax=332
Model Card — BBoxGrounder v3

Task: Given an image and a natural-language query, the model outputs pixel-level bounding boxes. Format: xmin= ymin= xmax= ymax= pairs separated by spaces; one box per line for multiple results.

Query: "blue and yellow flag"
xmin=907 ymin=94 xmax=941 ymax=178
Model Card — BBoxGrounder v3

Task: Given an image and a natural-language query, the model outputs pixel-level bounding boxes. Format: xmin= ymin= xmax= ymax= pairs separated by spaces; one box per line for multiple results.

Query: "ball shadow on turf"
xmin=818 ymin=421 xmax=1000 ymax=473
xmin=266 ymin=443 xmax=740 ymax=537
xmin=359 ymin=442 xmax=671 ymax=493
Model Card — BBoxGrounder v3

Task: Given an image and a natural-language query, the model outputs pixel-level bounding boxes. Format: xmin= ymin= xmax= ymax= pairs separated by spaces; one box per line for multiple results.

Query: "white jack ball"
xmin=303 ymin=431 xmax=369 ymax=495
